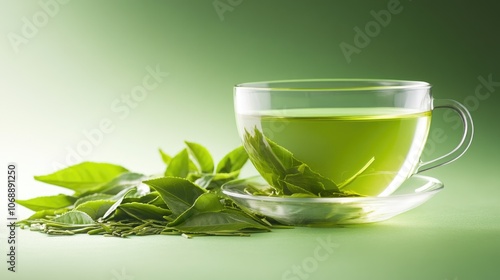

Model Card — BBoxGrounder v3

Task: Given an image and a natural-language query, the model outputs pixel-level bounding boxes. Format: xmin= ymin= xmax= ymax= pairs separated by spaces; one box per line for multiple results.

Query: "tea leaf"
xmin=19 ymin=143 xmax=280 ymax=237
xmin=17 ymin=194 xmax=77 ymax=211
xmin=86 ymin=172 xmax=146 ymax=195
xmin=244 ymin=128 xmax=365 ymax=197
xmin=53 ymin=210 xmax=95 ymax=225
xmin=165 ymin=149 xmax=190 ymax=178
xmin=216 ymin=146 xmax=248 ymax=173
xmin=185 ymin=141 xmax=214 ymax=173
xmin=338 ymin=157 xmax=375 ymax=189
xmin=23 ymin=208 xmax=69 ymax=221
xmin=122 ymin=191 xmax=161 ymax=204
xmin=75 ymin=200 xmax=116 ymax=220
xmin=195 ymin=171 xmax=241 ymax=190
xmin=280 ymin=180 xmax=317 ymax=196
xmin=159 ymin=148 xmax=172 ymax=165
xmin=102 ymin=187 xmax=138 ymax=220
xmin=74 ymin=193 xmax=114 ymax=207
xmin=169 ymin=193 xmax=224 ymax=226
xmin=119 ymin=202 xmax=172 ymax=221
xmin=34 ymin=162 xmax=129 ymax=193
xmin=170 ymin=209 xmax=269 ymax=233
xmin=143 ymin=177 xmax=206 ymax=216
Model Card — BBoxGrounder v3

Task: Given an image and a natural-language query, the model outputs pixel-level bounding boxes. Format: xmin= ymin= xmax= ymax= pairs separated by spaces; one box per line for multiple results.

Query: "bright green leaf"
xmin=102 ymin=187 xmax=137 ymax=220
xmin=143 ymin=177 xmax=206 ymax=216
xmin=159 ymin=148 xmax=172 ymax=165
xmin=53 ymin=210 xmax=95 ymax=225
xmin=24 ymin=208 xmax=69 ymax=220
xmin=119 ymin=202 xmax=171 ymax=221
xmin=165 ymin=149 xmax=190 ymax=178
xmin=185 ymin=141 xmax=214 ymax=173
xmin=34 ymin=162 xmax=128 ymax=193
xmin=86 ymin=172 xmax=146 ymax=195
xmin=216 ymin=146 xmax=248 ymax=173
xmin=17 ymin=194 xmax=77 ymax=211
xmin=171 ymin=209 xmax=269 ymax=233
xmin=169 ymin=193 xmax=224 ymax=226
xmin=75 ymin=200 xmax=115 ymax=220
xmin=74 ymin=193 xmax=113 ymax=207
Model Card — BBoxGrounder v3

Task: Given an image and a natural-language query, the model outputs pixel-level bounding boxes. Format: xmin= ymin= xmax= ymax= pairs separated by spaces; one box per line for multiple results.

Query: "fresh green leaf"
xmin=171 ymin=209 xmax=269 ymax=233
xmin=122 ymin=191 xmax=160 ymax=204
xmin=102 ymin=187 xmax=138 ymax=220
xmin=143 ymin=177 xmax=206 ymax=216
xmin=74 ymin=193 xmax=113 ymax=207
xmin=119 ymin=202 xmax=171 ymax=221
xmin=24 ymin=208 xmax=69 ymax=220
xmin=17 ymin=194 xmax=77 ymax=211
xmin=169 ymin=193 xmax=224 ymax=226
xmin=19 ymin=142 xmax=282 ymax=238
xmin=85 ymin=172 xmax=146 ymax=195
xmin=195 ymin=170 xmax=242 ymax=191
xmin=185 ymin=141 xmax=214 ymax=173
xmin=34 ymin=162 xmax=128 ymax=193
xmin=75 ymin=200 xmax=115 ymax=220
xmin=216 ymin=146 xmax=248 ymax=173
xmin=53 ymin=210 xmax=95 ymax=225
xmin=165 ymin=149 xmax=190 ymax=178
xmin=159 ymin=148 xmax=172 ymax=165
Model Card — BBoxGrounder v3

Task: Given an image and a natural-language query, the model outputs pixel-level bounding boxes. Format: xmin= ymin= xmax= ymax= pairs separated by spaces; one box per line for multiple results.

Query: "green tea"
xmin=238 ymin=108 xmax=431 ymax=196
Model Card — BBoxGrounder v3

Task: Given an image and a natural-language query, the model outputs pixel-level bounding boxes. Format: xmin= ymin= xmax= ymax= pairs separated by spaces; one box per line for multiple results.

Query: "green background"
xmin=1 ymin=0 xmax=499 ymax=279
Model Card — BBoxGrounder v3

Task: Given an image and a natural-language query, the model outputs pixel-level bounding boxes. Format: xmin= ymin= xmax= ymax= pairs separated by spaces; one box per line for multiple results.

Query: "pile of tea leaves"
xmin=17 ymin=142 xmax=276 ymax=238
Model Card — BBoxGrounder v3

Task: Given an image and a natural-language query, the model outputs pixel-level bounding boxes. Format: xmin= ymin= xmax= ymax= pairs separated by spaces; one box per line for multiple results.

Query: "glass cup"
xmin=234 ymin=79 xmax=473 ymax=197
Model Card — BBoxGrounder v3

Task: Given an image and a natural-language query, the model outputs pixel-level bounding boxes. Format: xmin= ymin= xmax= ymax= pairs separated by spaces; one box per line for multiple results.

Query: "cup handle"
xmin=416 ymin=99 xmax=474 ymax=173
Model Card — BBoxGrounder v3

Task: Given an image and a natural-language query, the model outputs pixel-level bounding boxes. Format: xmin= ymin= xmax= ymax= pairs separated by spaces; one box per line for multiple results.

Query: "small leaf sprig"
xmin=17 ymin=142 xmax=272 ymax=238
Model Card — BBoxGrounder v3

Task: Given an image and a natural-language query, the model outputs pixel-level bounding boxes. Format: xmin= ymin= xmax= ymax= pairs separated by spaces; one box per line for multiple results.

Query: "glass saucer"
xmin=221 ymin=175 xmax=443 ymax=226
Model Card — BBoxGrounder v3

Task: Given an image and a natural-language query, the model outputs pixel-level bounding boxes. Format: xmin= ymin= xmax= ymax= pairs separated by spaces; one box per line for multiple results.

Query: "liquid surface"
xmin=238 ymin=108 xmax=431 ymax=196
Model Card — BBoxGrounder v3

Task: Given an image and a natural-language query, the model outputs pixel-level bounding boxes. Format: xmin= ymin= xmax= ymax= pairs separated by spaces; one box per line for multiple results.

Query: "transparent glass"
xmin=234 ymin=79 xmax=473 ymax=197
xmin=222 ymin=175 xmax=444 ymax=225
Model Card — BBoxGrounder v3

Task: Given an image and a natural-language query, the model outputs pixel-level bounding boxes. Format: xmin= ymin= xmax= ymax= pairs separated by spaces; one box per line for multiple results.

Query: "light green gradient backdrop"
xmin=1 ymin=1 xmax=499 ymax=280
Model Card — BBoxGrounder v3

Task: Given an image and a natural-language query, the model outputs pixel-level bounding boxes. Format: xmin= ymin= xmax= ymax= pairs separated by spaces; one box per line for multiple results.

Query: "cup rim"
xmin=235 ymin=79 xmax=431 ymax=92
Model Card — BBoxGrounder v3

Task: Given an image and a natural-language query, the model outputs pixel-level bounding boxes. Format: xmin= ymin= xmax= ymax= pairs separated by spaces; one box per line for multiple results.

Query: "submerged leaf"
xmin=244 ymin=128 xmax=347 ymax=196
